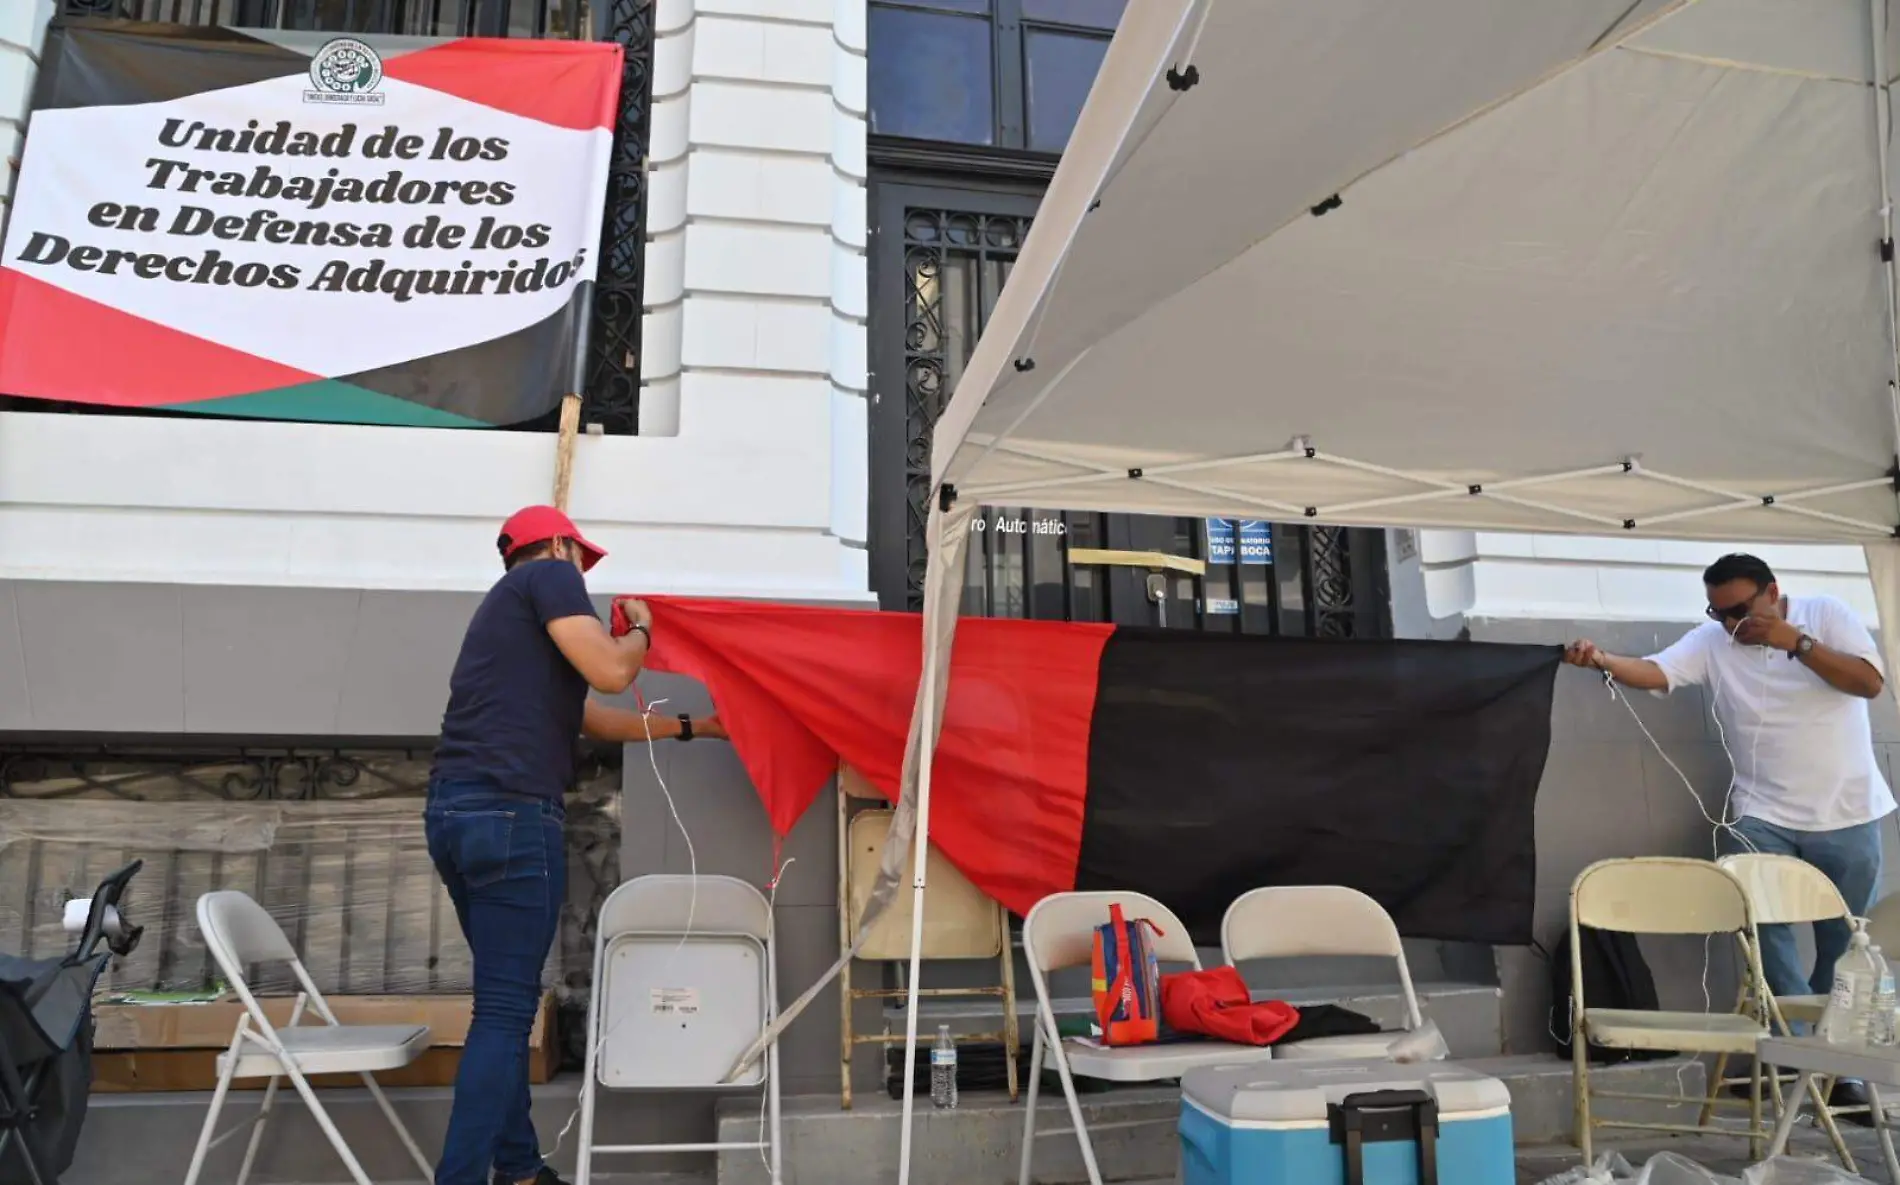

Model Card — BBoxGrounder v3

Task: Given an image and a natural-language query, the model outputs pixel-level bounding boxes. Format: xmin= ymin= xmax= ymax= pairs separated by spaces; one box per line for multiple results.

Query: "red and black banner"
xmin=643 ymin=599 xmax=1560 ymax=946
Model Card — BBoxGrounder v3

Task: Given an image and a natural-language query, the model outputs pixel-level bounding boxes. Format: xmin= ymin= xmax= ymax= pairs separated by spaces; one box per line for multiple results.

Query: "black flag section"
xmin=1075 ymin=631 xmax=1560 ymax=946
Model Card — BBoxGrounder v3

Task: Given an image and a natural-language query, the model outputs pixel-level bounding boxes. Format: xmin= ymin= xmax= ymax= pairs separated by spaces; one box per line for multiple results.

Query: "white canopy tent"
xmin=881 ymin=0 xmax=1900 ymax=1181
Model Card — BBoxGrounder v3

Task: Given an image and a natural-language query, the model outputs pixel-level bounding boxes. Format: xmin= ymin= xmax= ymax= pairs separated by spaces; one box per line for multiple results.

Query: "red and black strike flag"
xmin=640 ymin=598 xmax=1560 ymax=946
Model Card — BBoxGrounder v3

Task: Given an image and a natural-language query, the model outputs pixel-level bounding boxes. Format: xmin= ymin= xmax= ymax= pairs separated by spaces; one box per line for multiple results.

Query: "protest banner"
xmin=0 ymin=24 xmax=621 ymax=427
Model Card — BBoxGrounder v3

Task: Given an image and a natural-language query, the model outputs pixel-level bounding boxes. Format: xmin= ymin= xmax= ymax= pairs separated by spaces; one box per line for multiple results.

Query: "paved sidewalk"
xmin=1515 ymin=1123 xmax=1891 ymax=1183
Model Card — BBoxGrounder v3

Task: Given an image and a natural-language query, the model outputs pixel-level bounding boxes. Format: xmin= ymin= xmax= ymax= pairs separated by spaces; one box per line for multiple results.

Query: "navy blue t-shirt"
xmin=432 ymin=559 xmax=600 ymax=801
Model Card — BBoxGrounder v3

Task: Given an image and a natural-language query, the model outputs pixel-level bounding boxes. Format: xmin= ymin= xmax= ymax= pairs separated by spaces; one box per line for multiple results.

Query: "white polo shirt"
xmin=1645 ymin=594 xmax=1893 ymax=832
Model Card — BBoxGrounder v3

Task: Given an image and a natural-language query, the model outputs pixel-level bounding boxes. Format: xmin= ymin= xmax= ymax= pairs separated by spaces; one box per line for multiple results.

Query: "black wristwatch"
xmin=677 ymin=714 xmax=694 ymax=742
xmin=1792 ymin=633 xmax=1816 ymax=660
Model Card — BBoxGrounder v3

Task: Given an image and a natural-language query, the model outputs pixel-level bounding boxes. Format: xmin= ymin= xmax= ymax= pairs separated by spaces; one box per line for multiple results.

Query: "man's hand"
xmin=1733 ymin=615 xmax=1800 ymax=653
xmin=610 ymin=596 xmax=653 ymax=639
xmin=1563 ymin=639 xmax=1606 ymax=670
xmin=697 ymin=714 xmax=728 ymax=741
xmin=1562 ymin=640 xmax=1671 ymax=691
xmin=619 ymin=598 xmax=653 ymax=629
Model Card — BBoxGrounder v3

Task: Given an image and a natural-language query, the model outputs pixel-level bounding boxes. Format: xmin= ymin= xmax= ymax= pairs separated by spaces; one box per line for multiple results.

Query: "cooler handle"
xmin=1326 ymin=1088 xmax=1439 ymax=1185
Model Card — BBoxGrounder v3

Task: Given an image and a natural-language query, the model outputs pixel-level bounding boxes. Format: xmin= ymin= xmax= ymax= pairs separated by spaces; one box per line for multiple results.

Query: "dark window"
xmin=1024 ymin=29 xmax=1108 ymax=152
xmin=1021 ymin=0 xmax=1122 ymax=26
xmin=868 ymin=181 xmax=1391 ymax=637
xmin=869 ymin=0 xmax=1120 ymax=153
xmin=868 ymin=6 xmax=996 ymax=144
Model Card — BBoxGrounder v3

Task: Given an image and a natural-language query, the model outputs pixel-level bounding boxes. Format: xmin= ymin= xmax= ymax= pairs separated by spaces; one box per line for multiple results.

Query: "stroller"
xmin=0 ymin=861 xmax=145 ymax=1185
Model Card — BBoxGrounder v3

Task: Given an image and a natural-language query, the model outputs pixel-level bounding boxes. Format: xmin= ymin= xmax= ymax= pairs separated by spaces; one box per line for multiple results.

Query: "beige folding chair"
xmin=1570 ymin=858 xmax=1770 ymax=1164
xmin=1220 ymin=885 xmax=1423 ymax=1061
xmin=1019 ymin=891 xmax=1272 ymax=1185
xmin=1702 ymin=853 xmax=1855 ymax=1170
xmin=183 ymin=891 xmax=433 ymax=1185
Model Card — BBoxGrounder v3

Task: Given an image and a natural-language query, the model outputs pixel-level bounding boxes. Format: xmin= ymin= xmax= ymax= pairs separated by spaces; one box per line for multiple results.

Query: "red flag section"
xmin=381 ymin=39 xmax=623 ymax=132
xmin=0 ymin=269 xmax=319 ymax=407
xmin=642 ymin=598 xmax=1109 ymax=918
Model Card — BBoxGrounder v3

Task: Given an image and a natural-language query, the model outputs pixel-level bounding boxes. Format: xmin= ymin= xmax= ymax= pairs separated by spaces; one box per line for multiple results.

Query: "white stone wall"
xmin=0 ymin=0 xmax=874 ymax=603
xmin=645 ymin=0 xmax=867 ymax=537
xmin=0 ymin=0 xmax=52 ymax=237
xmin=1416 ymin=532 xmax=1878 ymax=625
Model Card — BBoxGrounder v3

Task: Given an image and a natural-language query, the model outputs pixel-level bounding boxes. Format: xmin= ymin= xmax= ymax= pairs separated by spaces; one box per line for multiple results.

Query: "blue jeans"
xmin=1717 ymin=815 xmax=1885 ymax=1001
xmin=426 ymin=780 xmax=565 ymax=1185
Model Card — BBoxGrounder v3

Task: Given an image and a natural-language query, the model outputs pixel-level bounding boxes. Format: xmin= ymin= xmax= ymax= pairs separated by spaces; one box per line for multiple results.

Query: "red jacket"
xmin=1161 ymin=966 xmax=1300 ymax=1045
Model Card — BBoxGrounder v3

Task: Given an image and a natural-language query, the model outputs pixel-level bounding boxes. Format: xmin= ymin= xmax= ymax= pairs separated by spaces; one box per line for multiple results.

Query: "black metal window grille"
xmin=17 ymin=0 xmax=654 ymax=433
xmin=868 ymin=179 xmax=1388 ymax=638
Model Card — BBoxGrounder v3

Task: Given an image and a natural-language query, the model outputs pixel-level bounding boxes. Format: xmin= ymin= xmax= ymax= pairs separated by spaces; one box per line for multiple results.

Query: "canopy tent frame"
xmin=886 ymin=2 xmax=1900 ymax=1183
xmin=960 ymin=444 xmax=1900 ymax=539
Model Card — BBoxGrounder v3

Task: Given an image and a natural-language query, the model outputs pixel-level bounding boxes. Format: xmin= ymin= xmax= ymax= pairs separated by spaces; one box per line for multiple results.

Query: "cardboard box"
xmin=90 ymin=992 xmax=559 ymax=1092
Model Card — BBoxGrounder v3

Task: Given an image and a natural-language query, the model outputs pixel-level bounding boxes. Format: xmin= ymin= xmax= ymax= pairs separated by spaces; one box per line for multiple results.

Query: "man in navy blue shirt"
xmin=428 ymin=505 xmax=723 ymax=1185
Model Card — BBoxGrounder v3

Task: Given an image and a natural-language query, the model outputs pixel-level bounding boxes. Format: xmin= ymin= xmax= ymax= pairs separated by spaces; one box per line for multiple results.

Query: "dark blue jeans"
xmin=426 ymin=780 xmax=565 ymax=1185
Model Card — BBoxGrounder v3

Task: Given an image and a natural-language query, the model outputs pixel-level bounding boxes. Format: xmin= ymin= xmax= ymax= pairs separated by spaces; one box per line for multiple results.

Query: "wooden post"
xmin=552 ymin=393 xmax=583 ymax=510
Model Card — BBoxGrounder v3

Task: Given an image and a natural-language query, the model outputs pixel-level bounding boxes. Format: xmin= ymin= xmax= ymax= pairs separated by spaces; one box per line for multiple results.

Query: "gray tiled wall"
xmin=1470 ymin=616 xmax=1900 ymax=1054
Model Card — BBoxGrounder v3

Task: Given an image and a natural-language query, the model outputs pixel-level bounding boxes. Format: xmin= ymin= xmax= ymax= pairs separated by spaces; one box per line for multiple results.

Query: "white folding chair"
xmin=183 ymin=891 xmax=433 ymax=1185
xmin=1220 ymin=885 xmax=1425 ymax=1061
xmin=1018 ymin=890 xmax=1272 ymax=1185
xmin=1702 ymin=853 xmax=1856 ymax=1170
xmin=575 ymin=874 xmax=780 ymax=1185
xmin=1570 ymin=858 xmax=1771 ymax=1165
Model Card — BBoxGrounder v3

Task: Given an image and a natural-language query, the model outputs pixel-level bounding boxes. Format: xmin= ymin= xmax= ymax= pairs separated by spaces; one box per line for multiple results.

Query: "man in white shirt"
xmin=1564 ymin=553 xmax=1890 ymax=1023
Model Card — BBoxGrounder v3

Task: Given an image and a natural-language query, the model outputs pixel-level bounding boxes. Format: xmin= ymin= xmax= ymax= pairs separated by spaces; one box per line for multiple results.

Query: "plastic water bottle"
xmin=1823 ymin=918 xmax=1881 ymax=1044
xmin=930 ymin=1025 xmax=958 ymax=1109
xmin=1871 ymin=944 xmax=1897 ymax=1046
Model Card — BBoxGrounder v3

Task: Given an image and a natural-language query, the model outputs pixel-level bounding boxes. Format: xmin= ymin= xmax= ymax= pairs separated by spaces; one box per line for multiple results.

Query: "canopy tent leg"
xmin=896 ymin=497 xmax=977 ymax=1185
xmin=1867 ymin=0 xmax=1900 ymax=684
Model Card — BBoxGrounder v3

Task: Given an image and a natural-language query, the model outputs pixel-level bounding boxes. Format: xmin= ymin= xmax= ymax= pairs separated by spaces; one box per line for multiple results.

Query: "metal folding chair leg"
xmin=183 ymin=1028 xmax=246 ymax=1185
xmin=1571 ymin=1022 xmax=1593 ymax=1165
xmin=234 ymin=1073 xmax=282 ymax=1185
xmin=1039 ymin=1014 xmax=1105 ymax=1185
xmin=1016 ymin=1023 xmax=1046 ymax=1185
xmin=1871 ymin=1082 xmax=1900 ymax=1184
xmin=361 ymin=1072 xmax=433 ymax=1180
xmin=280 ymin=1064 xmax=373 ymax=1185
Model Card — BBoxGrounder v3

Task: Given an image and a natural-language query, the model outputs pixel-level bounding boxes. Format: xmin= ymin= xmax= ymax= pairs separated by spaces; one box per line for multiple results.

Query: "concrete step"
xmin=712 ymin=1055 xmax=1710 ymax=1185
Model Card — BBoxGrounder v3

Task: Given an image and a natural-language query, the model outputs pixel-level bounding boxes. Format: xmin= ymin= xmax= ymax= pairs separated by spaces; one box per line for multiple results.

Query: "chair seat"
xmin=1272 ymin=1032 xmax=1404 ymax=1061
xmin=1585 ymin=1008 xmax=1765 ymax=1054
xmin=1063 ymin=1038 xmax=1272 ymax=1083
xmin=222 ymin=1023 xmax=431 ymax=1079
xmin=1774 ymin=994 xmax=1827 ymax=1025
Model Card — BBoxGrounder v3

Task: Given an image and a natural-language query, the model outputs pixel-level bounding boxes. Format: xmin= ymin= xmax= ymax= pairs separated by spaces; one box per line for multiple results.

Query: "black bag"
xmin=1548 ymin=925 xmax=1672 ymax=1064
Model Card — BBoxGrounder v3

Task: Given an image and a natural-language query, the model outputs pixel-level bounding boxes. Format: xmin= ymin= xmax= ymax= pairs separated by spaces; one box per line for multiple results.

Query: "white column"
xmin=0 ymin=0 xmax=54 ymax=238
xmin=645 ymin=0 xmax=869 ymax=546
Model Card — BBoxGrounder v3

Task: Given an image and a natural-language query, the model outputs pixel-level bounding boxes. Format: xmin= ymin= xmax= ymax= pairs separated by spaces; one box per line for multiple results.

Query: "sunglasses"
xmin=1706 ymin=591 xmax=1763 ymax=623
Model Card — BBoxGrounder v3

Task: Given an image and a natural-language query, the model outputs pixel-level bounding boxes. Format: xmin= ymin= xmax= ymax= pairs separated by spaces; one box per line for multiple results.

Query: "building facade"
xmin=5 ymin=0 xmax=1897 ymax=1140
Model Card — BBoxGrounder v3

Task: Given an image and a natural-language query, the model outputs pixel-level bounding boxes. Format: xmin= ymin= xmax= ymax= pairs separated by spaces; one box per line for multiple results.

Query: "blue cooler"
xmin=1178 ymin=1061 xmax=1513 ymax=1185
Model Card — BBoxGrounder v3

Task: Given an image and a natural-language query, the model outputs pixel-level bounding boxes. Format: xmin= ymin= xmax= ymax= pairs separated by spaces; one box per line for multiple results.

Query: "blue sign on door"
xmin=1206 ymin=518 xmax=1236 ymax=564
xmin=1239 ymin=521 xmax=1273 ymax=565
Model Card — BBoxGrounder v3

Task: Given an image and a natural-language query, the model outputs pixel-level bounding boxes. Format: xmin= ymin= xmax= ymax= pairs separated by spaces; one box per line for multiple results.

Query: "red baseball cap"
xmin=497 ymin=505 xmax=606 ymax=572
